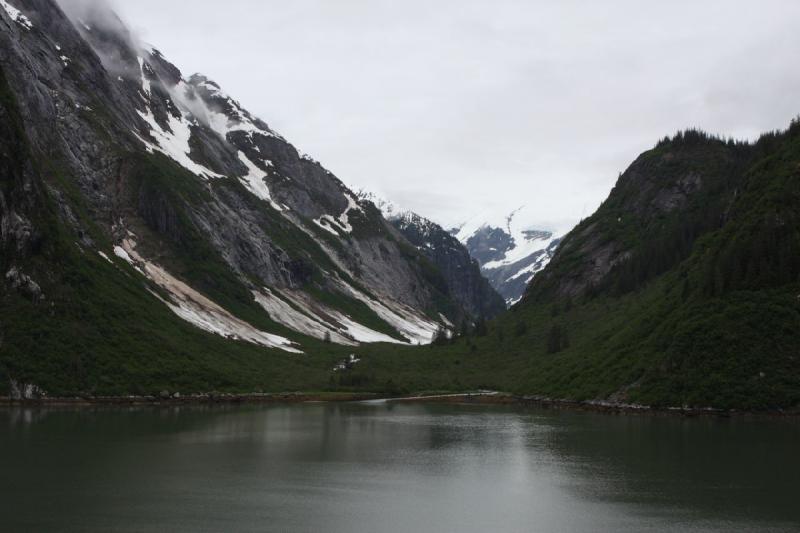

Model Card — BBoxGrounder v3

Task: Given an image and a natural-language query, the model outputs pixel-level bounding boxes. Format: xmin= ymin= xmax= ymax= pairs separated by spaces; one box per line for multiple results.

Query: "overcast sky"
xmin=105 ymin=0 xmax=800 ymax=232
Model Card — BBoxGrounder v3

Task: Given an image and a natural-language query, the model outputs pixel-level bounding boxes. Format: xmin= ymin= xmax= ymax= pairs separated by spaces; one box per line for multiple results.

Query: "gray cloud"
xmin=91 ymin=0 xmax=800 ymax=231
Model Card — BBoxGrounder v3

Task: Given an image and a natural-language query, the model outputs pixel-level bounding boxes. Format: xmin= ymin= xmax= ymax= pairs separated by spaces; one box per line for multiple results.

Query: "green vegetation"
xmin=340 ymin=122 xmax=800 ymax=411
xmin=3 ymin=45 xmax=799 ymax=410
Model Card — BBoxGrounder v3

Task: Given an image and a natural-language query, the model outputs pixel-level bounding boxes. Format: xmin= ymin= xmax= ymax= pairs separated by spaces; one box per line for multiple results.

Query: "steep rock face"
xmin=382 ymin=210 xmax=505 ymax=320
xmin=358 ymin=192 xmax=506 ymax=320
xmin=453 ymin=208 xmax=562 ymax=306
xmin=0 ymin=0 xmax=493 ymax=396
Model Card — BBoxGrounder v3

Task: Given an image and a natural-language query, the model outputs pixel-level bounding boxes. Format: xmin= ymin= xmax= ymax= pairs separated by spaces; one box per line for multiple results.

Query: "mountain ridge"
xmin=0 ymin=0 xmax=504 ymax=395
xmin=358 ymin=191 xmax=506 ymax=320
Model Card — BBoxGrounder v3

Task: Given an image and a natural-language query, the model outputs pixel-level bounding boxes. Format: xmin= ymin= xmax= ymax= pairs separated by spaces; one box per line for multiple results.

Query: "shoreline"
xmin=1 ymin=391 xmax=798 ymax=417
xmin=0 ymin=391 xmax=380 ymax=407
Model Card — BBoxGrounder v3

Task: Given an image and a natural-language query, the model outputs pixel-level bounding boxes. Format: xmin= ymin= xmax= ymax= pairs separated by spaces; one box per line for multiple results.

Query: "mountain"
xmin=452 ymin=207 xmax=562 ymax=306
xmin=3 ymin=0 xmax=799 ymax=411
xmin=360 ymin=124 xmax=800 ymax=410
xmin=358 ymin=192 xmax=506 ymax=320
xmin=502 ymin=126 xmax=800 ymax=409
xmin=0 ymin=0 xmax=499 ymax=396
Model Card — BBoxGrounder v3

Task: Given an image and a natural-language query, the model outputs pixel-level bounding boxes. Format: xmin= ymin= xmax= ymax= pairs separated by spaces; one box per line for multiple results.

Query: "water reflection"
xmin=0 ymin=404 xmax=797 ymax=532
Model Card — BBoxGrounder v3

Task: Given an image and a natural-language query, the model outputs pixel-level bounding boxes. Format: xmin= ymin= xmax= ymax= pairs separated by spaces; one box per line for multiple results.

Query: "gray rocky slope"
xmin=0 ymin=0 xmax=498 ymax=356
xmin=358 ymin=192 xmax=506 ymax=320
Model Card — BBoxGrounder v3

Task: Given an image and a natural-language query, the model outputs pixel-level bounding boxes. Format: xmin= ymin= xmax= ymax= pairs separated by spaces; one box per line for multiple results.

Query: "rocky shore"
xmin=0 ymin=391 xmax=380 ymax=407
xmin=2 ymin=390 xmax=797 ymax=417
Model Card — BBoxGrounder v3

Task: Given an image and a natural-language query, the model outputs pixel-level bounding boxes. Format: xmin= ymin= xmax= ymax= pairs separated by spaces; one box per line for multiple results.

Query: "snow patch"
xmin=236 ymin=151 xmax=282 ymax=210
xmin=483 ymin=231 xmax=557 ymax=270
xmin=254 ymin=288 xmax=407 ymax=345
xmin=506 ymin=254 xmax=551 ymax=283
xmin=357 ymin=190 xmax=405 ymax=220
xmin=332 ymin=277 xmax=442 ymax=345
xmin=132 ymin=58 xmax=223 ymax=179
xmin=116 ymin=238 xmax=301 ymax=353
xmin=253 ymin=288 xmax=354 ymax=346
xmin=314 ymin=193 xmax=363 ymax=235
xmin=314 ymin=215 xmax=345 ymax=236
xmin=137 ymin=56 xmax=151 ymax=98
xmin=135 ymin=106 xmax=223 ymax=179
xmin=113 ymin=245 xmax=132 ymax=264
xmin=281 ymin=289 xmax=406 ymax=345
xmin=0 ymin=0 xmax=32 ymax=29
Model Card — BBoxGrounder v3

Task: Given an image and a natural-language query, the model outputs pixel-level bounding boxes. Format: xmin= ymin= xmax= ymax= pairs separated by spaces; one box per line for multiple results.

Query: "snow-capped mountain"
xmin=452 ymin=207 xmax=562 ymax=306
xmin=0 ymin=0 xmax=504 ymax=364
xmin=358 ymin=192 xmax=506 ymax=319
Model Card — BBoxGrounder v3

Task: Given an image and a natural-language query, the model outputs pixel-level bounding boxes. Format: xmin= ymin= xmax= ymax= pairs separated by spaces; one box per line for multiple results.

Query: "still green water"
xmin=0 ymin=402 xmax=797 ymax=532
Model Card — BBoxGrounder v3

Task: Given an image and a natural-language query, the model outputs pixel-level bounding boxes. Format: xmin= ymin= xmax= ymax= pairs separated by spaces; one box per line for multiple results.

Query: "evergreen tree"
xmin=431 ymin=327 xmax=449 ymax=346
xmin=546 ymin=324 xmax=569 ymax=354
xmin=474 ymin=316 xmax=488 ymax=337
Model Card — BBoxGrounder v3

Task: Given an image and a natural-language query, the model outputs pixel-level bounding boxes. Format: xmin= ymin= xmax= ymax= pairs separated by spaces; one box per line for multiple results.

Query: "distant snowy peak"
xmin=356 ymin=190 xmax=405 ymax=220
xmin=356 ymin=190 xmax=506 ymax=318
xmin=453 ymin=207 xmax=562 ymax=306
xmin=357 ymin=193 xmax=557 ymax=308
xmin=357 ymin=190 xmax=440 ymax=238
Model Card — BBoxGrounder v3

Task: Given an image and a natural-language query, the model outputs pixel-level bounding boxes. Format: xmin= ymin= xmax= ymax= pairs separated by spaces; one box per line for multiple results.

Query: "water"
xmin=0 ymin=402 xmax=797 ymax=532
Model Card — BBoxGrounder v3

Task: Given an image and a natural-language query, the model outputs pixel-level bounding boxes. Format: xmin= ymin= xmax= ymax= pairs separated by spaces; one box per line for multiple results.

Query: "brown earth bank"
xmin=2 ymin=391 xmax=799 ymax=418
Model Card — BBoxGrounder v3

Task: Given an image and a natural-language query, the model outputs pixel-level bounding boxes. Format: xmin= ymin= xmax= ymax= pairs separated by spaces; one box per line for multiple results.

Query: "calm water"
xmin=0 ymin=402 xmax=797 ymax=532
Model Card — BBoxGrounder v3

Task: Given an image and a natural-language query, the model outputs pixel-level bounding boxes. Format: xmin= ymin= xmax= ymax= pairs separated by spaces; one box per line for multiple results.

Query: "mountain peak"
xmin=453 ymin=207 xmax=561 ymax=306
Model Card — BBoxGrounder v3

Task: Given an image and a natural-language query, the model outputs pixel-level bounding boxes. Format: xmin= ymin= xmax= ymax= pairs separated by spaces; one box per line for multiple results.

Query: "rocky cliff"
xmin=0 ymin=0 xmax=499 ymax=395
xmin=358 ymin=192 xmax=506 ymax=320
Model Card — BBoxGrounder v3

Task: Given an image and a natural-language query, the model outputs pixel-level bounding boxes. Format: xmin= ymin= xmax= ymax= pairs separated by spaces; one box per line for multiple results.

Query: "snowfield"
xmin=332 ymin=277 xmax=441 ymax=345
xmin=253 ymin=288 xmax=406 ymax=345
xmin=115 ymin=238 xmax=302 ymax=353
